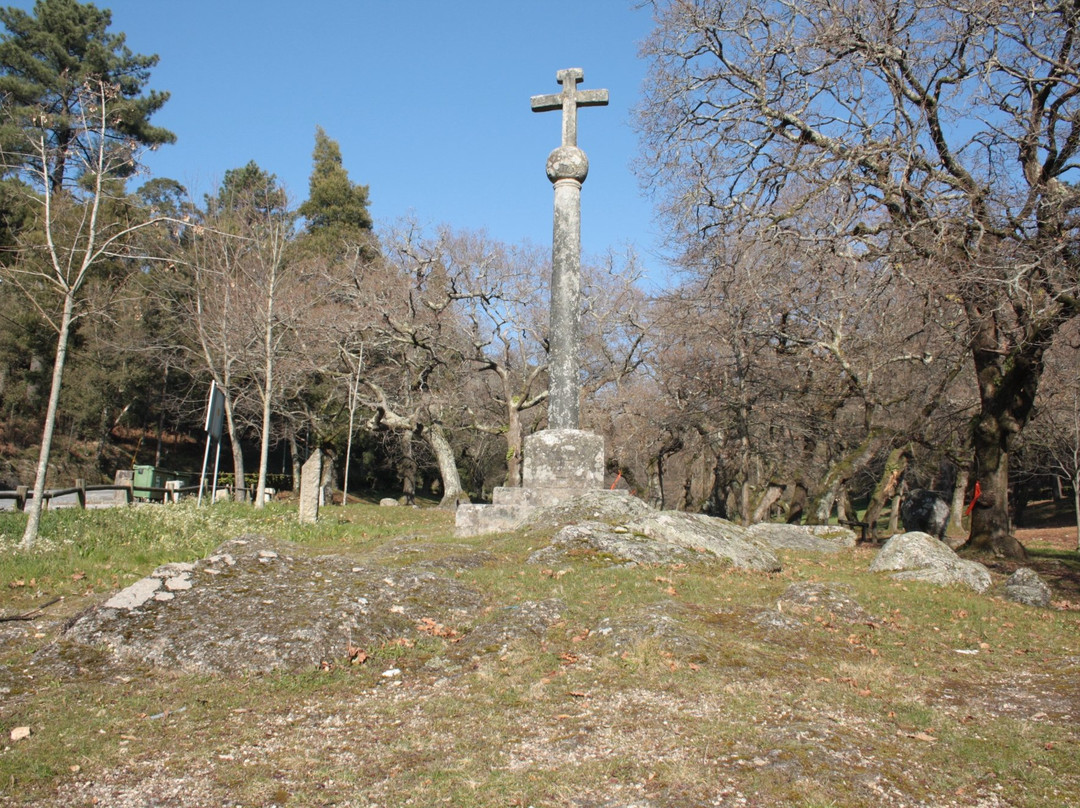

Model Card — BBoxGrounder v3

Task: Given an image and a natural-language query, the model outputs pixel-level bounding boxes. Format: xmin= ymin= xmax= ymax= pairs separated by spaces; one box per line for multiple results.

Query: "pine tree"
xmin=0 ymin=0 xmax=175 ymax=192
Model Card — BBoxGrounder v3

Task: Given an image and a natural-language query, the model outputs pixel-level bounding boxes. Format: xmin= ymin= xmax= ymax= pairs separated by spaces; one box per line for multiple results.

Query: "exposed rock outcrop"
xmin=869 ymin=531 xmax=991 ymax=592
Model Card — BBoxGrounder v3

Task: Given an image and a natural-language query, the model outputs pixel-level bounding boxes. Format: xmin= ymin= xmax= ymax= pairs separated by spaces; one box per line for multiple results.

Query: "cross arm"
xmin=530 ymin=89 xmax=609 ymax=113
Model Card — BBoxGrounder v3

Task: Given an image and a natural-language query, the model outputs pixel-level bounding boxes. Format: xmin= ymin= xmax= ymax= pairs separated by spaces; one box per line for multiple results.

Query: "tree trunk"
xmin=21 ymin=293 xmax=76 ymax=548
xmin=154 ymin=362 xmax=170 ymax=467
xmin=319 ymin=451 xmax=336 ymax=506
xmin=400 ymin=429 xmax=416 ymax=505
xmin=862 ymin=447 xmax=911 ymax=540
xmin=288 ymin=431 xmax=302 ymax=492
xmin=254 ymin=271 xmax=276 ymax=509
xmin=949 ymin=465 xmax=970 ymax=536
xmin=888 ymin=494 xmax=901 ymax=535
xmin=807 ymin=432 xmax=882 ymax=525
xmin=505 ymin=403 xmax=523 ymax=487
xmin=1073 ymin=469 xmax=1080 ymax=552
xmin=836 ymin=487 xmax=852 ymax=523
xmin=959 ymin=319 xmax=1037 ymax=559
xmin=223 ymin=396 xmax=246 ymax=502
xmin=427 ymin=423 xmax=468 ymax=509
xmin=784 ymin=482 xmax=808 ymax=524
xmin=752 ymin=484 xmax=783 ymax=524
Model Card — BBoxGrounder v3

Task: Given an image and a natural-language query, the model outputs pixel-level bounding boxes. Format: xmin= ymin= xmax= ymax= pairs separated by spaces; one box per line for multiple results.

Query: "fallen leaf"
xmin=71 ymin=571 xmax=86 ymax=582
xmin=415 ymin=618 xmax=458 ymax=638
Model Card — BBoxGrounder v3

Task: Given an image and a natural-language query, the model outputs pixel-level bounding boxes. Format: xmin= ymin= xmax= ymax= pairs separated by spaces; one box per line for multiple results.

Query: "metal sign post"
xmin=197 ymin=381 xmax=226 ymax=506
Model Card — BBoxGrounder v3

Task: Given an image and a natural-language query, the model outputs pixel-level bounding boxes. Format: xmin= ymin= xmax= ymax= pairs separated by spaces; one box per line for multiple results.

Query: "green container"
xmin=132 ymin=465 xmax=164 ymax=500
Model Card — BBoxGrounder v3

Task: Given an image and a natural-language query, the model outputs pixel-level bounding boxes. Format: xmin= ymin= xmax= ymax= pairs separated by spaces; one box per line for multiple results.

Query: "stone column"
xmin=547 ymin=147 xmax=588 ymax=429
xmin=531 ymin=68 xmax=608 ymax=432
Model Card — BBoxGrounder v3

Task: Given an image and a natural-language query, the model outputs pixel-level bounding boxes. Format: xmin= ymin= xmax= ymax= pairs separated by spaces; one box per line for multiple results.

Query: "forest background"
xmin=0 ymin=0 xmax=1078 ymax=557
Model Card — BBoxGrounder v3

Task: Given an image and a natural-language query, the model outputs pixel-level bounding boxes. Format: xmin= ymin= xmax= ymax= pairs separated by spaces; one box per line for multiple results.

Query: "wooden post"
xmin=15 ymin=485 xmax=27 ymax=512
xmin=76 ymin=479 xmax=86 ymax=509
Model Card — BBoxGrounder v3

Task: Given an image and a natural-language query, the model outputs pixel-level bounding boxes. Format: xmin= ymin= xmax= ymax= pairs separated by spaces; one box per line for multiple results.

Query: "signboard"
xmin=204 ymin=381 xmax=225 ymax=442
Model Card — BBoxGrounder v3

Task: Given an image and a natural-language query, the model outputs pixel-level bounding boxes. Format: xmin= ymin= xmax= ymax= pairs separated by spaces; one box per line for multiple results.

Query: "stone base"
xmin=455 ymin=429 xmax=606 ymax=537
xmin=522 ymin=429 xmax=604 ymax=489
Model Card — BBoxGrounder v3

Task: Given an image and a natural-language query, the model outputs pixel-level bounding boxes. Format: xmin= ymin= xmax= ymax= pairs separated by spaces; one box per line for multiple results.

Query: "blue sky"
xmin=11 ymin=1 xmax=671 ymax=285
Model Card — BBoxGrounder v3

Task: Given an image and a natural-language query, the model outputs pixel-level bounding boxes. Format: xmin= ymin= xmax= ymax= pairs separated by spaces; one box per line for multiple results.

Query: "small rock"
xmin=103 ymin=576 xmax=162 ymax=610
xmin=152 ymin=562 xmax=196 ymax=578
xmin=164 ymin=576 xmax=193 ymax=591
xmin=10 ymin=726 xmax=30 ymax=742
xmin=1004 ymin=567 xmax=1052 ymax=608
xmin=379 ymin=498 xmax=399 ymax=507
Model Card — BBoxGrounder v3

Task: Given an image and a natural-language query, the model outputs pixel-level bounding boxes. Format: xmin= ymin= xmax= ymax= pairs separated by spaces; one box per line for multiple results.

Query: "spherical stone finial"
xmin=546 ymin=145 xmax=589 ymax=183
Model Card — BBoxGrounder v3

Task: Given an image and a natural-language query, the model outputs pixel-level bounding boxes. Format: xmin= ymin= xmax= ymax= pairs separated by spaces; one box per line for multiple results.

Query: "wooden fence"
xmin=0 ymin=480 xmax=207 ymax=511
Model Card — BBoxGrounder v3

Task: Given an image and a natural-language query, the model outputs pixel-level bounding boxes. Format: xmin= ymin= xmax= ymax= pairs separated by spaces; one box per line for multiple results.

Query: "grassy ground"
xmin=1 ymin=502 xmax=1079 ymax=807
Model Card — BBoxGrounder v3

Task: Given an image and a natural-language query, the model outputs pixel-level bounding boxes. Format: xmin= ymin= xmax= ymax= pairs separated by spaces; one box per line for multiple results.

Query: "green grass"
xmin=2 ymin=503 xmax=1080 ymax=806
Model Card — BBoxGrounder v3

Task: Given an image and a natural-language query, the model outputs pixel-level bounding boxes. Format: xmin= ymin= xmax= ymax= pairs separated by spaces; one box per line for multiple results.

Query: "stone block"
xmin=298 ymin=450 xmax=322 ymax=524
xmin=455 ymin=503 xmax=530 ymax=537
xmin=522 ymin=429 xmax=604 ymax=489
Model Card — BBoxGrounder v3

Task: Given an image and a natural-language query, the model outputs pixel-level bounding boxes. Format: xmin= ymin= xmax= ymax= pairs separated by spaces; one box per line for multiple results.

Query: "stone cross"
xmin=530 ymin=67 xmax=609 ymax=149
xmin=531 ymin=68 xmax=608 ymax=430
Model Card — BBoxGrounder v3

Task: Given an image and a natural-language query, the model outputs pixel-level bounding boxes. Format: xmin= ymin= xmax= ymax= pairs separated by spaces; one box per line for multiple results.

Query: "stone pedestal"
xmin=455 ymin=430 xmax=606 ymax=536
xmin=523 ymin=429 xmax=603 ymax=488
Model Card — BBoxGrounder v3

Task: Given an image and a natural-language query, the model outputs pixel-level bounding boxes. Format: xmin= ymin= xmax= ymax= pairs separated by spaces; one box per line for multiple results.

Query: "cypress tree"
xmin=297 ymin=127 xmax=373 ymax=258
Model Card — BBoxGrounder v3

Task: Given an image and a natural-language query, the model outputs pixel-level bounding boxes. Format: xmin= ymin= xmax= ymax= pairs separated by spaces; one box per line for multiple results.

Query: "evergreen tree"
xmin=296 ymin=127 xmax=373 ymax=257
xmin=0 ymin=0 xmax=175 ymax=192
xmin=211 ymin=160 xmax=288 ymax=225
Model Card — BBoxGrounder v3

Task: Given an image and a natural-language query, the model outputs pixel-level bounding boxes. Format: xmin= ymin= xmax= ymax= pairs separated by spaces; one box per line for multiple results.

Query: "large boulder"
xmin=900 ymin=489 xmax=950 ymax=540
xmin=522 ymin=494 xmax=781 ymax=572
xmin=625 ymin=511 xmax=781 ymax=572
xmin=869 ymin=531 xmax=991 ymax=592
xmin=528 ymin=521 xmax=708 ymax=568
xmin=746 ymin=523 xmax=857 ymax=553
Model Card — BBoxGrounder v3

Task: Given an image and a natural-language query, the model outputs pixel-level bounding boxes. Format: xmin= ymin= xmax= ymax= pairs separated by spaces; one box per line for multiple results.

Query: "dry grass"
xmin=1 ymin=503 xmax=1079 ymax=807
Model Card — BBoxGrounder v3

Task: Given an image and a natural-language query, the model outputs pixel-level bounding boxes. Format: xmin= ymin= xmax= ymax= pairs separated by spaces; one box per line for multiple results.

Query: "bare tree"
xmin=0 ymin=80 xmax=172 ymax=547
xmin=640 ymin=0 xmax=1080 ymax=556
xmin=1023 ymin=327 xmax=1080 ymax=547
xmin=356 ymin=222 xmax=474 ymax=508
